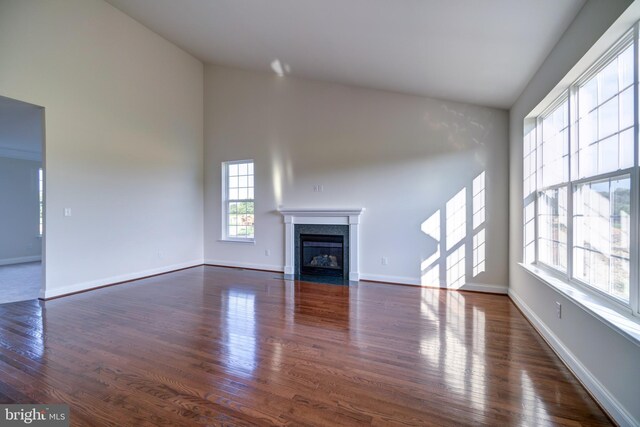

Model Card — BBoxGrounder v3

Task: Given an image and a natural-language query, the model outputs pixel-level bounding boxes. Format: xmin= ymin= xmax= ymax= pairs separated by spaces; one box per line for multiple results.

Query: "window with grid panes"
xmin=223 ymin=160 xmax=255 ymax=240
xmin=523 ymin=27 xmax=637 ymax=314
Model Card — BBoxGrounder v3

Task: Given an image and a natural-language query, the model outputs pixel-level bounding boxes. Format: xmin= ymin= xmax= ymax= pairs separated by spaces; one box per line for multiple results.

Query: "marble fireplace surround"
xmin=278 ymin=208 xmax=365 ymax=281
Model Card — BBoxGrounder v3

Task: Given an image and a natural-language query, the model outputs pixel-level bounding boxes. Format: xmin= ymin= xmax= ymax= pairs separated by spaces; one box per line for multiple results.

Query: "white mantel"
xmin=278 ymin=208 xmax=365 ymax=281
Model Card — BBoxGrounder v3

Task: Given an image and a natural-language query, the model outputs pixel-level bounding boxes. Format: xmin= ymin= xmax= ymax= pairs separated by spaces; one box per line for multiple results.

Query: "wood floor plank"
xmin=0 ymin=266 xmax=612 ymax=426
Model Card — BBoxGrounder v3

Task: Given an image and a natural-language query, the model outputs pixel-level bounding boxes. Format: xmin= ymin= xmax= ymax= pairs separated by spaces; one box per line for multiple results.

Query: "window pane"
xmin=579 ymin=78 xmax=597 ymax=117
xmin=619 ymin=86 xmax=633 ymax=130
xmin=238 ymin=163 xmax=248 ymax=175
xmin=618 ymin=44 xmax=634 ymax=90
xmin=598 ymin=96 xmax=618 ymax=140
xmin=538 ymin=187 xmax=568 ymax=271
xmin=598 ymin=60 xmax=618 ymax=102
xmin=541 ymin=100 xmax=569 ymax=187
xmin=573 ymin=177 xmax=630 ymax=302
xmin=228 ymin=164 xmax=238 ymax=176
xmin=619 ymin=128 xmax=634 ymax=170
xmin=597 ymin=134 xmax=618 ymax=175
xmin=229 ymin=176 xmax=239 ymax=188
xmin=579 ymin=109 xmax=596 ymax=148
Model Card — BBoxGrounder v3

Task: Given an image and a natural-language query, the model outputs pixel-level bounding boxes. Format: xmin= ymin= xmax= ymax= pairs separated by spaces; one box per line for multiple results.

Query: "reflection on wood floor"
xmin=0 ymin=265 xmax=612 ymax=426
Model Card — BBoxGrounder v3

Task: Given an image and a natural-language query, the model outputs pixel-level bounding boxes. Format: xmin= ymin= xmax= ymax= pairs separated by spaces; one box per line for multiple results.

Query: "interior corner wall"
xmin=0 ymin=157 xmax=42 ymax=263
xmin=508 ymin=0 xmax=640 ymax=425
xmin=204 ymin=65 xmax=510 ymax=292
xmin=0 ymin=0 xmax=204 ymax=297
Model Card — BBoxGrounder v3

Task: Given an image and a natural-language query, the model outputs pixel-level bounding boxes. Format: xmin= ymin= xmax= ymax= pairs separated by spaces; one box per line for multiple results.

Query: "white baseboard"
xmin=359 ymin=273 xmax=507 ymax=294
xmin=509 ymin=289 xmax=638 ymax=427
xmin=41 ymin=259 xmax=204 ymax=299
xmin=204 ymin=259 xmax=284 ymax=272
xmin=0 ymin=255 xmax=42 ymax=266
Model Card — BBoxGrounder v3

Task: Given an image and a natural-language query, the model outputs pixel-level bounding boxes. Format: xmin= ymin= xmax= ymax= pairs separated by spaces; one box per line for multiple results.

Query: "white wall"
xmin=0 ymin=157 xmax=42 ymax=263
xmin=204 ymin=65 xmax=509 ymax=292
xmin=0 ymin=0 xmax=204 ymax=297
xmin=509 ymin=0 xmax=640 ymax=425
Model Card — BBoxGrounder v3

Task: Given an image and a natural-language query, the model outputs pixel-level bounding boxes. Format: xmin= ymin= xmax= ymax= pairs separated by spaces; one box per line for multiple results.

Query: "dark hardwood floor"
xmin=0 ymin=266 xmax=611 ymax=426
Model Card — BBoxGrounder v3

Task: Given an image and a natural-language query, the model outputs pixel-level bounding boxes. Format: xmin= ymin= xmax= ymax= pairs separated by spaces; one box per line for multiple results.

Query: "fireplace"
xmin=300 ymin=234 xmax=344 ymax=276
xmin=279 ymin=208 xmax=364 ymax=281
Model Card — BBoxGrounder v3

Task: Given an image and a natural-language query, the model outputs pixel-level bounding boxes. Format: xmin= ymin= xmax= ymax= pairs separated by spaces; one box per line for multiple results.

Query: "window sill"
xmin=519 ymin=263 xmax=640 ymax=347
xmin=218 ymin=238 xmax=255 ymax=245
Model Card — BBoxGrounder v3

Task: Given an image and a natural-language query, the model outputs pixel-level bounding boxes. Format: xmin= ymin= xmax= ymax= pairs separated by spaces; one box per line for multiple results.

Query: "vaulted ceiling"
xmin=106 ymin=0 xmax=585 ymax=109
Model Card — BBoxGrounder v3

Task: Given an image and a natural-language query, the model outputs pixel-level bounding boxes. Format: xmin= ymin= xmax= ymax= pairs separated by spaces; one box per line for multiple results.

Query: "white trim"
xmin=0 ymin=255 xmax=41 ymax=266
xmin=279 ymin=207 xmax=365 ymax=279
xmin=278 ymin=208 xmax=365 ymax=217
xmin=217 ymin=238 xmax=256 ymax=245
xmin=509 ymin=288 xmax=639 ymax=427
xmin=359 ymin=273 xmax=507 ymax=294
xmin=40 ymin=259 xmax=203 ymax=299
xmin=204 ymin=259 xmax=284 ymax=272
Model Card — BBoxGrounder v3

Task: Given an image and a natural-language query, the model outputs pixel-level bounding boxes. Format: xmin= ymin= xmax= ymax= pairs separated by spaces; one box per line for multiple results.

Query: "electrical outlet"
xmin=313 ymin=185 xmax=324 ymax=192
xmin=556 ymin=302 xmax=562 ymax=319
xmin=64 ymin=208 xmax=72 ymax=217
xmin=265 ymin=249 xmax=271 ymax=256
xmin=381 ymin=257 xmax=389 ymax=265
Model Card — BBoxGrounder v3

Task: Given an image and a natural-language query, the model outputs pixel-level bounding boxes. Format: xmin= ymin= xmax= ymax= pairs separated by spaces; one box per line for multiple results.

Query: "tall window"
xmin=524 ymin=28 xmax=637 ymax=314
xmin=38 ymin=167 xmax=43 ymax=236
xmin=222 ymin=160 xmax=254 ymax=240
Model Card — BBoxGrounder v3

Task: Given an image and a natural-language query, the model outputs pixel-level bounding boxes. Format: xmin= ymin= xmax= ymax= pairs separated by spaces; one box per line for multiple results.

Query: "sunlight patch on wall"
xmin=472 ymin=172 xmax=485 ymax=229
xmin=421 ymin=171 xmax=487 ymax=289
xmin=446 ymin=245 xmax=465 ymax=289
xmin=472 ymin=171 xmax=486 ymax=277
xmin=473 ymin=229 xmax=486 ymax=276
xmin=446 ymin=188 xmax=466 ymax=250
xmin=420 ymin=210 xmax=441 ymax=286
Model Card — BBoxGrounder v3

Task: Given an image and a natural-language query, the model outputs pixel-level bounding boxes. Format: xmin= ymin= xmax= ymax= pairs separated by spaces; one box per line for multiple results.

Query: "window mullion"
xmin=567 ymin=87 xmax=577 ymax=282
xmin=630 ymin=23 xmax=640 ymax=315
xmin=535 ymin=117 xmax=542 ymax=265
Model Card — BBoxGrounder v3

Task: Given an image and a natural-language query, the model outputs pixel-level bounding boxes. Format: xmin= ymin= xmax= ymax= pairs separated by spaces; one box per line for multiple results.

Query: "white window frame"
xmin=221 ymin=159 xmax=255 ymax=243
xmin=38 ymin=167 xmax=43 ymax=237
xmin=523 ymin=25 xmax=640 ymax=326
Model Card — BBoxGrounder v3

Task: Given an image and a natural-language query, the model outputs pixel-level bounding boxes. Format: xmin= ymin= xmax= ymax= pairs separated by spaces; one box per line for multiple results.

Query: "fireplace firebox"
xmin=300 ymin=234 xmax=344 ymax=276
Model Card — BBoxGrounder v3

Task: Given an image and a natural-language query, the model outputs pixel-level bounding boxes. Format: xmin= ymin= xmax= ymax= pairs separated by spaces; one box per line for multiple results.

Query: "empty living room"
xmin=1 ymin=0 xmax=640 ymax=425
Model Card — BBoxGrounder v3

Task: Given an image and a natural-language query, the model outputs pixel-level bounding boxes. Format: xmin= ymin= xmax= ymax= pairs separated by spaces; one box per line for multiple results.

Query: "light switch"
xmin=64 ymin=208 xmax=72 ymax=217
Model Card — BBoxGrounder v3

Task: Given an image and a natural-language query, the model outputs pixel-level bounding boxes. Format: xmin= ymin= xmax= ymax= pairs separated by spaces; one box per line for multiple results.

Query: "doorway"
xmin=0 ymin=95 xmax=45 ymax=304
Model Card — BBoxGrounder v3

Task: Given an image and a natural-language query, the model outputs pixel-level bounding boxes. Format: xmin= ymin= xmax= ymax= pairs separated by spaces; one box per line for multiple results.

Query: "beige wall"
xmin=0 ymin=0 xmax=204 ymax=297
xmin=204 ymin=65 xmax=509 ymax=292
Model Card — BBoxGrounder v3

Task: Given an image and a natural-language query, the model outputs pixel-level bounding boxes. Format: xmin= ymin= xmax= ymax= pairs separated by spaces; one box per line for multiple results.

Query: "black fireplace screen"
xmin=300 ymin=234 xmax=344 ymax=276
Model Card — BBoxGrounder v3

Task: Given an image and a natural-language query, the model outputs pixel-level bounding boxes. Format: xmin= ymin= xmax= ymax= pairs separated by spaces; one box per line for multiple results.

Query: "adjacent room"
xmin=0 ymin=0 xmax=639 ymax=426
xmin=0 ymin=96 xmax=44 ymax=304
